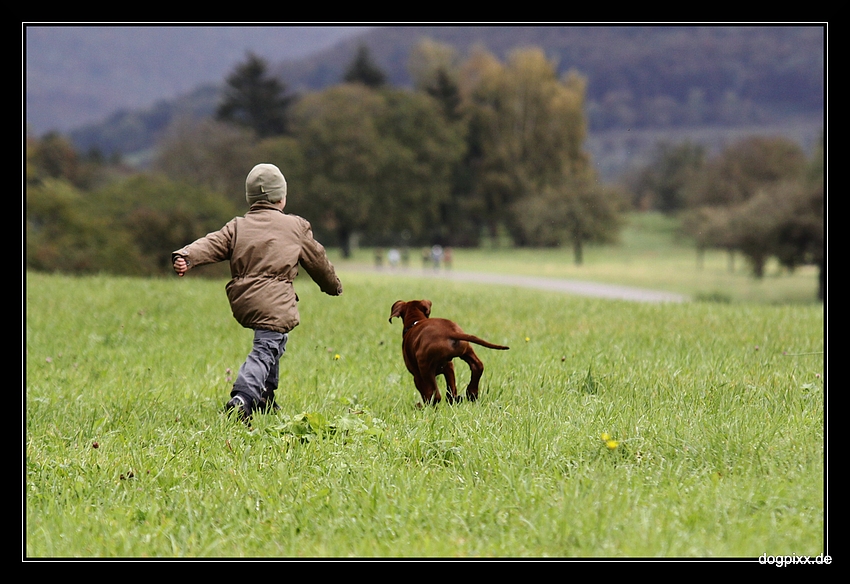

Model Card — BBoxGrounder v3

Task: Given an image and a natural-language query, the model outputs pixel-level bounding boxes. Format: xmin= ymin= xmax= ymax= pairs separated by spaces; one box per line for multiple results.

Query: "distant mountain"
xmin=278 ymin=25 xmax=824 ymax=123
xmin=277 ymin=25 xmax=824 ymax=106
xmin=25 ymin=25 xmax=825 ymax=180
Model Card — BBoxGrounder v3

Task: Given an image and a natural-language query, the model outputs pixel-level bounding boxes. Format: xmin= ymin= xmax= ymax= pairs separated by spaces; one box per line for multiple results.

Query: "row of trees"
xmin=26 ymin=41 xmax=823 ymax=299
xmin=154 ymin=43 xmax=626 ymax=260
xmin=627 ymin=134 xmax=824 ymax=299
xmin=28 ymin=42 xmax=616 ymax=274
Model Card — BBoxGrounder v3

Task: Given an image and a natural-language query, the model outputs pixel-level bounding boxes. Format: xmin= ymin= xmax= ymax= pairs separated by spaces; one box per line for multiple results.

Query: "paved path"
xmin=343 ymin=266 xmax=688 ymax=303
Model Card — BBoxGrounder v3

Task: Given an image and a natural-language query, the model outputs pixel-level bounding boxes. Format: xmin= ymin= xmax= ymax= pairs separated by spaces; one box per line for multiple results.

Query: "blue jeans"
xmin=231 ymin=329 xmax=288 ymax=411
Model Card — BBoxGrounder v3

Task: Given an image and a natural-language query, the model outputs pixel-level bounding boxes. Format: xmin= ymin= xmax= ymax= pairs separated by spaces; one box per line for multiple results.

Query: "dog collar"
xmin=403 ymin=320 xmax=420 ymax=336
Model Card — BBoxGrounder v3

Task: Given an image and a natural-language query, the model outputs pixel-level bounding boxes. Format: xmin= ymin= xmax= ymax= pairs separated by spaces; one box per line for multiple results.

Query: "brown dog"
xmin=389 ymin=299 xmax=509 ymax=405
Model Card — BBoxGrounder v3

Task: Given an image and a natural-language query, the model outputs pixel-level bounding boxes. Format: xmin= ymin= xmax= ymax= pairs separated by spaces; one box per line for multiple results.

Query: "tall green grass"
xmin=25 ymin=270 xmax=824 ymax=557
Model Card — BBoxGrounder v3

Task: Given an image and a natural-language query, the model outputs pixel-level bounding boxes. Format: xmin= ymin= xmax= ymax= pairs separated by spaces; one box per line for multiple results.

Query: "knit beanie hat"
xmin=245 ymin=163 xmax=287 ymax=205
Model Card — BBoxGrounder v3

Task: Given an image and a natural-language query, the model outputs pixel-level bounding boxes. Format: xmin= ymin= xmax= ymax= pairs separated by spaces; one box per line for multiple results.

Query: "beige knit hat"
xmin=245 ymin=163 xmax=287 ymax=205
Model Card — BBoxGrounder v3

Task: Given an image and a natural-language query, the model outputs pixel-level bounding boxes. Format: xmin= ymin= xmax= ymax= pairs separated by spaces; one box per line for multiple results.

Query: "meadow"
xmin=25 ymin=261 xmax=825 ymax=558
xmin=25 ymin=214 xmax=825 ymax=558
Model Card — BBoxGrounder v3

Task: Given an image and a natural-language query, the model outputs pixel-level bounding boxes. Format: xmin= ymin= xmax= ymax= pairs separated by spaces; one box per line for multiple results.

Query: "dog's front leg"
xmin=413 ymin=370 xmax=442 ymax=406
xmin=414 ymin=369 xmax=442 ymax=406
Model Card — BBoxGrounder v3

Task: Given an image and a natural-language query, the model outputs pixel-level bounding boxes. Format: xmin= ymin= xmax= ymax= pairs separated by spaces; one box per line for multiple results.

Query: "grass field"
xmin=24 ymin=257 xmax=825 ymax=557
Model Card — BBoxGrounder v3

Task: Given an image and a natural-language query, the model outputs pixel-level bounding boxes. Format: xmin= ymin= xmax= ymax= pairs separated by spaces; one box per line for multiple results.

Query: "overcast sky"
xmin=25 ymin=25 xmax=372 ymax=134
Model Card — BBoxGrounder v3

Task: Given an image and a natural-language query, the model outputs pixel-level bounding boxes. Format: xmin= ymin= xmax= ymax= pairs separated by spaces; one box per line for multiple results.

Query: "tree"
xmin=153 ymin=116 xmax=257 ymax=207
xmin=343 ymin=45 xmax=386 ymax=88
xmin=722 ymin=178 xmax=821 ymax=285
xmin=26 ymin=131 xmax=108 ymax=190
xmin=679 ymin=205 xmax=737 ymax=271
xmin=773 ymin=135 xmax=824 ymax=300
xmin=26 ymin=178 xmax=147 ymax=275
xmin=461 ymin=48 xmax=605 ymax=249
xmin=27 ymin=132 xmax=79 ymax=185
xmin=629 ymin=141 xmax=705 ymax=212
xmin=88 ymin=173 xmax=238 ymax=276
xmin=291 ymin=84 xmax=466 ymax=255
xmin=216 ymin=52 xmax=295 ymax=139
xmin=686 ymin=136 xmax=807 ymax=208
xmin=406 ymin=40 xmax=474 ymax=244
xmin=252 ymin=134 xmax=307 ymax=206
xmin=677 ymin=133 xmax=824 ymax=300
xmin=409 ymin=39 xmax=463 ymax=121
xmin=376 ymin=89 xmax=467 ymax=244
xmin=726 ymin=188 xmax=787 ymax=278
xmin=292 ymin=84 xmax=389 ymax=256
xmin=512 ymin=175 xmax=626 ymax=264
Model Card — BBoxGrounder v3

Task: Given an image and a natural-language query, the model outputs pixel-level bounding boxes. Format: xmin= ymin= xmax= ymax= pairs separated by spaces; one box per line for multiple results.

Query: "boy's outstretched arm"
xmin=171 ymin=218 xmax=237 ymax=278
xmin=298 ymin=220 xmax=343 ymax=296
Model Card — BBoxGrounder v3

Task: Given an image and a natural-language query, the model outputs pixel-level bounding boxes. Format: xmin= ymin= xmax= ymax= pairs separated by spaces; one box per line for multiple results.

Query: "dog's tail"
xmin=454 ymin=334 xmax=510 ymax=350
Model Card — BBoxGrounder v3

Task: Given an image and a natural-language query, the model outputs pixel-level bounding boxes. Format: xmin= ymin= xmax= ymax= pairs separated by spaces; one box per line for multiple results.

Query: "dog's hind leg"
xmin=460 ymin=349 xmax=485 ymax=401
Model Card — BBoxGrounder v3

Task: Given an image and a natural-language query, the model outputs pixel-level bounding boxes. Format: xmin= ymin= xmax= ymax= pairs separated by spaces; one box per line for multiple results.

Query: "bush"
xmin=26 ymin=174 xmax=239 ymax=277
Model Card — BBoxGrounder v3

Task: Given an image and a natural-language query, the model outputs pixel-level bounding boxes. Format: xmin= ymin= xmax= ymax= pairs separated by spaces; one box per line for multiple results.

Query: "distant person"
xmin=421 ymin=247 xmax=431 ymax=270
xmin=172 ymin=163 xmax=343 ymax=421
xmin=443 ymin=246 xmax=453 ymax=270
xmin=375 ymin=247 xmax=384 ymax=268
xmin=431 ymin=244 xmax=444 ymax=270
xmin=388 ymin=248 xmax=401 ymax=268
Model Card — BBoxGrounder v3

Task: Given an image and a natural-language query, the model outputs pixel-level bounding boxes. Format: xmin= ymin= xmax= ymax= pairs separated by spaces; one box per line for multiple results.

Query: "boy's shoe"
xmin=225 ymin=394 xmax=251 ymax=421
xmin=262 ymin=391 xmax=281 ymax=413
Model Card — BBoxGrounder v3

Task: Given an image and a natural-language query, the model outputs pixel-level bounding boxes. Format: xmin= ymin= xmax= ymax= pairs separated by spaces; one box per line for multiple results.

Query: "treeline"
xmin=626 ymin=133 xmax=824 ymax=299
xmin=26 ymin=41 xmax=824 ymax=299
xmin=27 ymin=43 xmax=623 ymax=269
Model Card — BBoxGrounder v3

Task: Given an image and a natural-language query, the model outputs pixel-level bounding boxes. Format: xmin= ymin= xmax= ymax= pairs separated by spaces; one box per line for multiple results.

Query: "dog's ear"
xmin=389 ymin=300 xmax=406 ymax=323
xmin=421 ymin=299 xmax=432 ymax=318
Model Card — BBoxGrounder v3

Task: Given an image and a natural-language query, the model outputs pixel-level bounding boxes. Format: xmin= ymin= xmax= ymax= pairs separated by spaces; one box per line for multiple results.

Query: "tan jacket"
xmin=172 ymin=201 xmax=342 ymax=333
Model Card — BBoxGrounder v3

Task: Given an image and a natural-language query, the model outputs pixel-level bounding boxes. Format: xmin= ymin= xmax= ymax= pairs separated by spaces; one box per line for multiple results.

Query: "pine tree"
xmin=216 ymin=52 xmax=295 ymax=139
xmin=343 ymin=45 xmax=387 ymax=88
xmin=425 ymin=68 xmax=462 ymax=121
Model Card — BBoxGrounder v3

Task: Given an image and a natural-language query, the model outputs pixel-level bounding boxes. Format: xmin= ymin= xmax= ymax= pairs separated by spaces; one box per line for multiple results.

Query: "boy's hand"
xmin=173 ymin=256 xmax=189 ymax=277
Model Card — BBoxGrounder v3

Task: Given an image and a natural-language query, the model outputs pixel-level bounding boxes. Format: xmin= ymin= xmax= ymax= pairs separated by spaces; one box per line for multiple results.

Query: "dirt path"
xmin=343 ymin=266 xmax=688 ymax=303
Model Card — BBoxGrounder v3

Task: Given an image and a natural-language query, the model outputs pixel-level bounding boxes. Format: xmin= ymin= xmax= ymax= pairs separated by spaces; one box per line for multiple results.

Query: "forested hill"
xmin=277 ymin=25 xmax=824 ymax=128
xmin=55 ymin=25 xmax=824 ymax=177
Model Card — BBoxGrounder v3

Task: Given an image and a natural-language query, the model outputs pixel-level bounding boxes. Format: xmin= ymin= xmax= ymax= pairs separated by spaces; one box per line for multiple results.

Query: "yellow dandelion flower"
xmin=606 ymin=439 xmax=619 ymax=450
xmin=334 ymin=354 xmax=340 ymax=360
xmin=525 ymin=336 xmax=530 ymax=342
xmin=600 ymin=432 xmax=611 ymax=441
